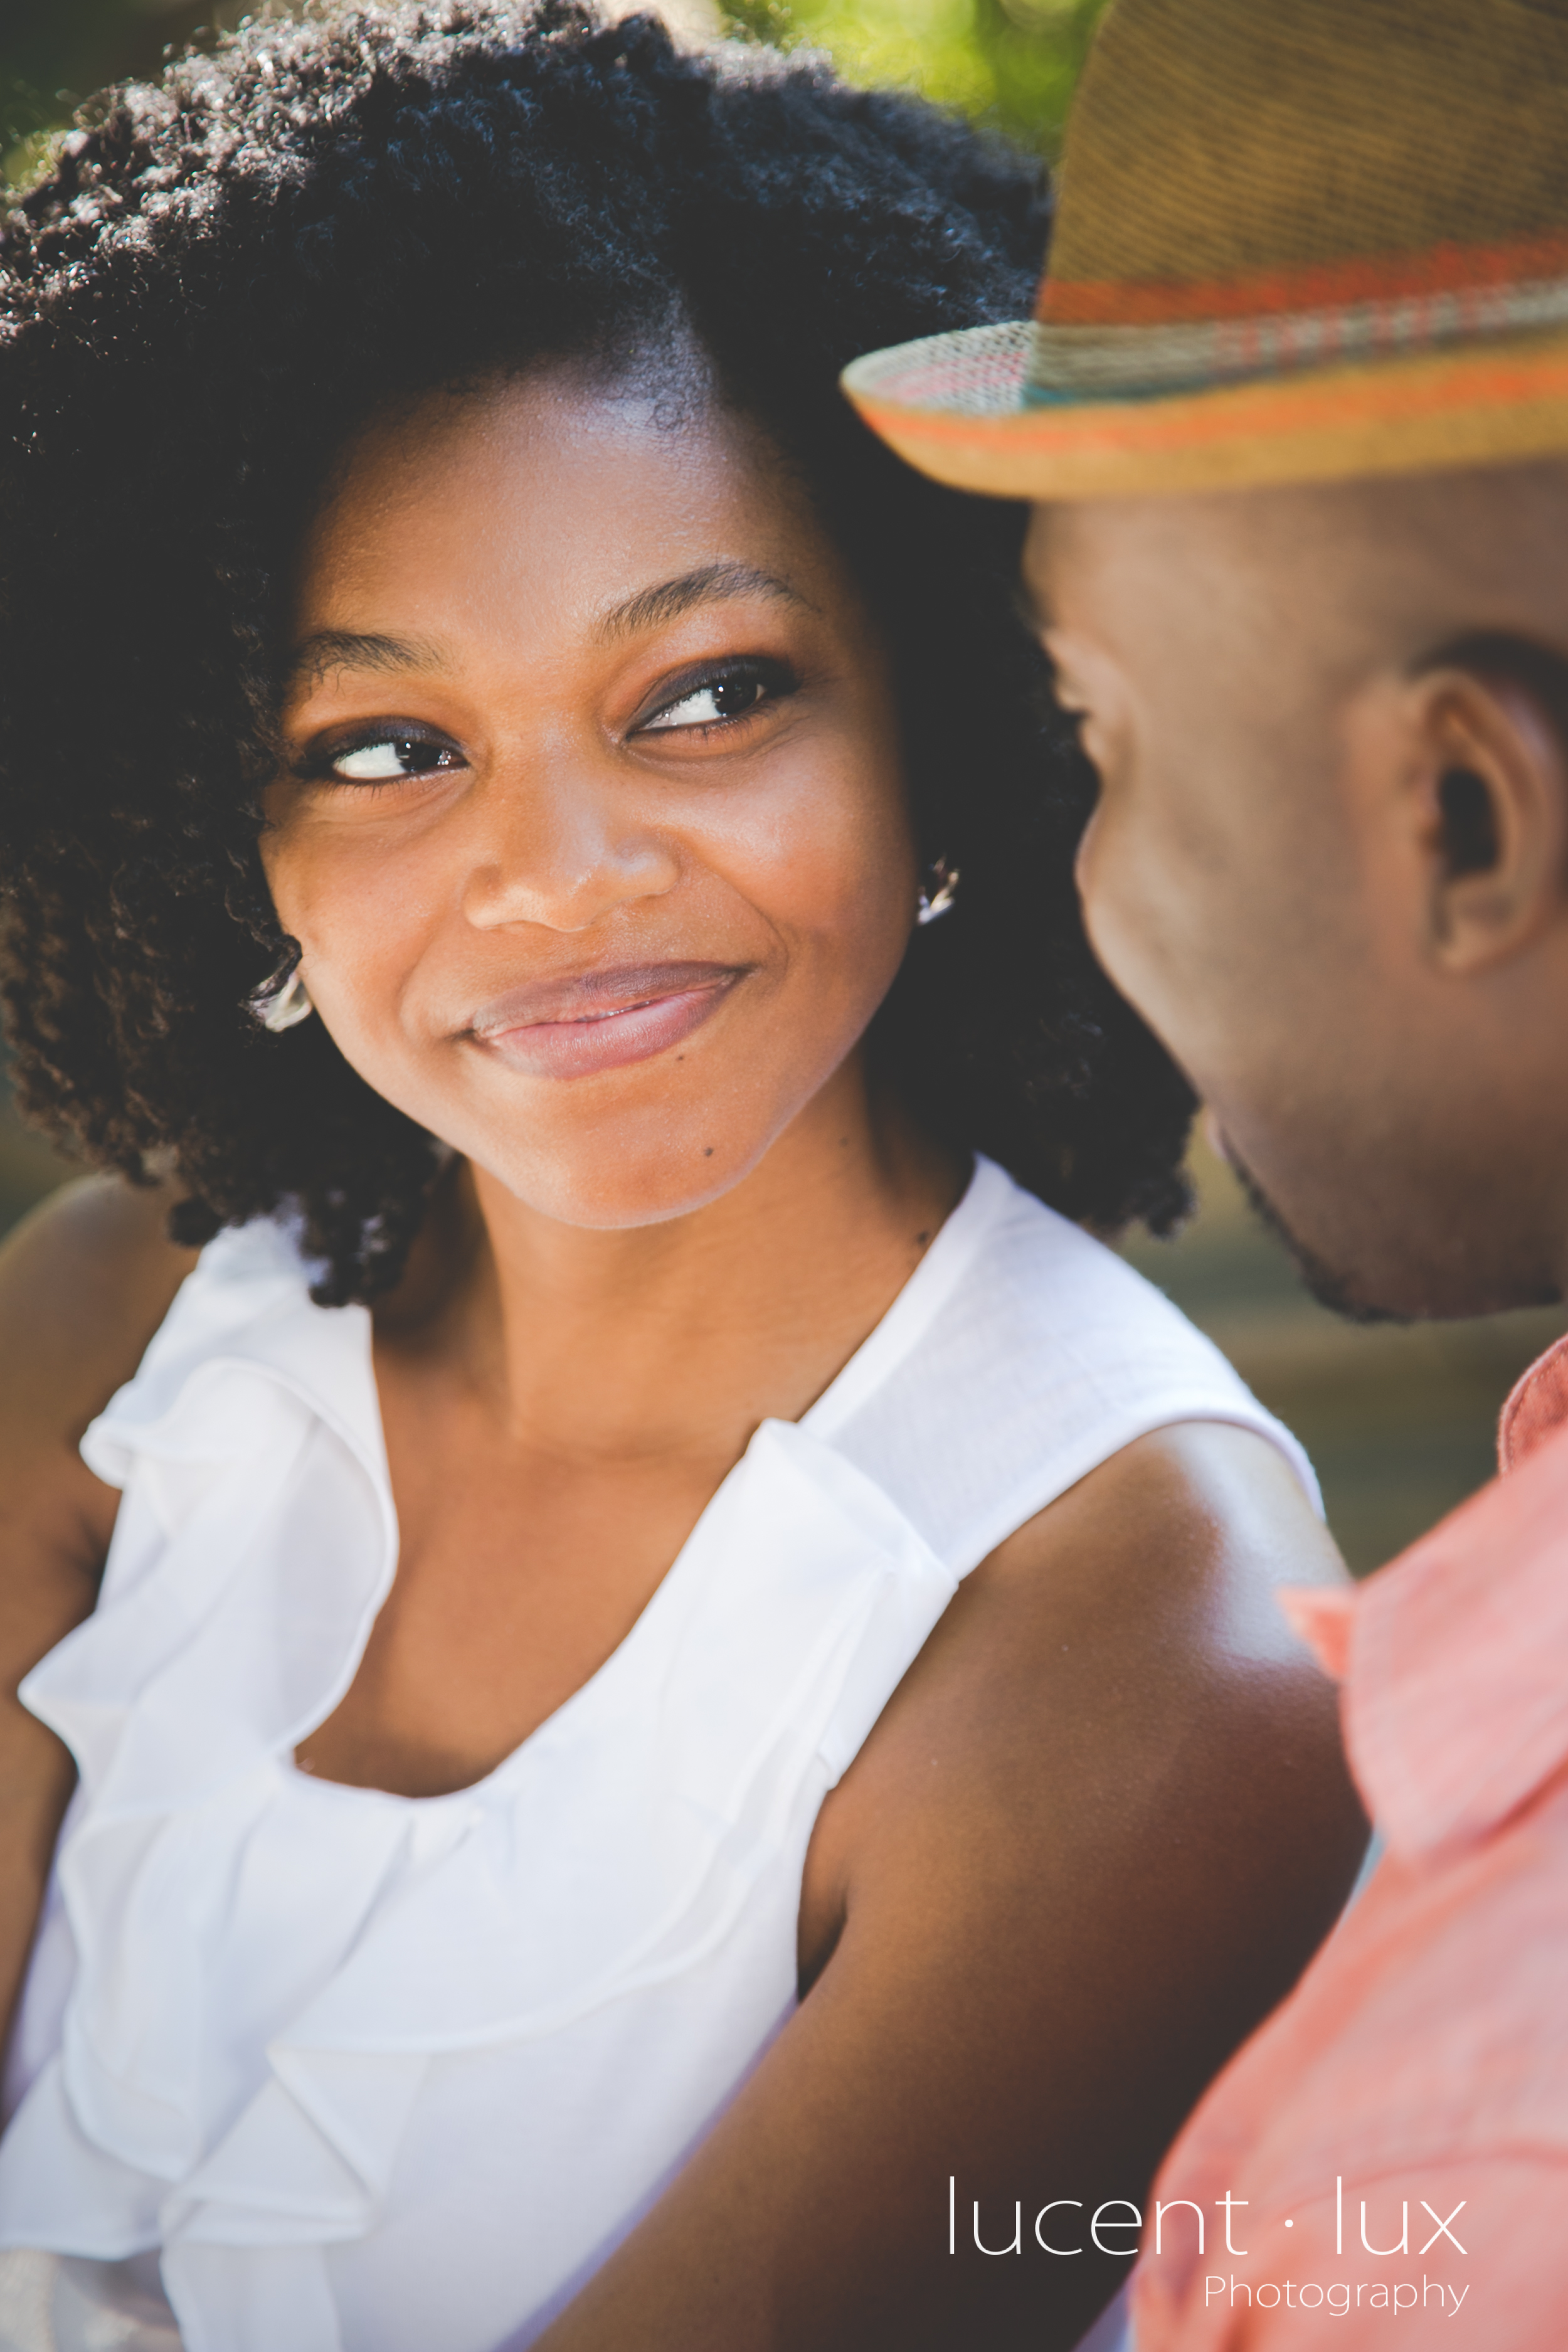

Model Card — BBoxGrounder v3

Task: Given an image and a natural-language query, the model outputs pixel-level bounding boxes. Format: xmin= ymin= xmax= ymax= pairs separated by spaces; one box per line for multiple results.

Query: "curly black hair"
xmin=0 ymin=1 xmax=1193 ymax=1305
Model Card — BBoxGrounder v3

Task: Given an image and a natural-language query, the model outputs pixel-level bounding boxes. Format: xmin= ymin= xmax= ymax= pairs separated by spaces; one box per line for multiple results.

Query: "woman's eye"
xmin=323 ymin=736 xmax=462 ymax=783
xmin=639 ymin=670 xmax=781 ymax=734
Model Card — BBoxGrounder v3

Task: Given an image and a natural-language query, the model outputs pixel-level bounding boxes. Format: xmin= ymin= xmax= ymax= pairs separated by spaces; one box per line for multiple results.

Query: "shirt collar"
xmin=1278 ymin=1335 xmax=1568 ymax=1865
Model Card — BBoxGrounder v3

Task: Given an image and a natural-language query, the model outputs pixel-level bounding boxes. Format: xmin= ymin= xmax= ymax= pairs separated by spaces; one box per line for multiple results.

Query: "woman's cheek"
xmin=774 ymin=736 xmax=914 ymax=950
xmin=267 ymin=810 xmax=428 ymax=961
xmin=257 ymin=829 xmax=413 ymax=1081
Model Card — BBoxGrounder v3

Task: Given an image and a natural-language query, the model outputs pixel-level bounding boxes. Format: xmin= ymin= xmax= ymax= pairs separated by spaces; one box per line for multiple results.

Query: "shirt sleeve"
xmin=1133 ymin=2157 xmax=1568 ymax=2349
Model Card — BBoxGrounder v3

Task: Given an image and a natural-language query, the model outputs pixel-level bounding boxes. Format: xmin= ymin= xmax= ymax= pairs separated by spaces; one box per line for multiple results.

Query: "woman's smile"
xmin=469 ymin=960 xmax=749 ymax=1079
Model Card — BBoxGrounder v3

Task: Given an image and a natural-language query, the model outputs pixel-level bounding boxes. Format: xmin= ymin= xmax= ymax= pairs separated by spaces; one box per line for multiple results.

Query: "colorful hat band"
xmin=844 ymin=257 xmax=1568 ymax=422
xmin=845 ymin=322 xmax=1038 ymax=420
xmin=1025 ymin=271 xmax=1568 ymax=403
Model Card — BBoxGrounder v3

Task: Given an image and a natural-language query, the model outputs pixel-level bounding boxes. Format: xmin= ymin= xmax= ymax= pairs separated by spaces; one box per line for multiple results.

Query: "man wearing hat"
xmin=848 ymin=1 xmax=1568 ymax=2343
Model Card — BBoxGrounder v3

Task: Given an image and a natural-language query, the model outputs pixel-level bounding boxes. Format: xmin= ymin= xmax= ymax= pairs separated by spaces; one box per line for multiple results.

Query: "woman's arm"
xmin=0 ymin=1179 xmax=196 ymax=2053
xmin=537 ymin=1421 xmax=1367 ymax=2352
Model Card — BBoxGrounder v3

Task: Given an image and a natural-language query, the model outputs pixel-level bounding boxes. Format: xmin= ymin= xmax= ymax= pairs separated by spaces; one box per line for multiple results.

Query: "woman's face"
xmin=265 ymin=366 xmax=916 ymax=1229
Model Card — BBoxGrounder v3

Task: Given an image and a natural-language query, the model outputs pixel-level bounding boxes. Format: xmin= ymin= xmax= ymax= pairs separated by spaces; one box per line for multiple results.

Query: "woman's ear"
xmin=1404 ymin=662 xmax=1568 ymax=974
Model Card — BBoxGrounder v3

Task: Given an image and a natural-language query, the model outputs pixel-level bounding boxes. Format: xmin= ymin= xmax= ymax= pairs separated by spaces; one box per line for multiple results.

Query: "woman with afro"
xmin=0 ymin=8 xmax=1364 ymax=2349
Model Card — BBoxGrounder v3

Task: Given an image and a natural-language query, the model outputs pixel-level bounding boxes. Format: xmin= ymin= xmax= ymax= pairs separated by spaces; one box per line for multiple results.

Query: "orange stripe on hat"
xmin=1038 ymin=233 xmax=1568 ymax=329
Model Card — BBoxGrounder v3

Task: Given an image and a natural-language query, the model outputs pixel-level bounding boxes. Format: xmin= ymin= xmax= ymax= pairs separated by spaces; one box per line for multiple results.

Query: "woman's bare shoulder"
xmin=807 ymin=1419 xmax=1357 ymax=1956
xmin=0 ymin=1177 xmax=198 ymax=2050
xmin=0 ymin=1175 xmax=199 ymax=1549
xmin=824 ymin=1419 xmax=1360 ymax=1968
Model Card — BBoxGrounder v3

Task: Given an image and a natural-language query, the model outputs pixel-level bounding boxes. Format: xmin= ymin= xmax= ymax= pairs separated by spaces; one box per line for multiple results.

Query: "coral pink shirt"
xmin=1131 ymin=1337 xmax=1568 ymax=2349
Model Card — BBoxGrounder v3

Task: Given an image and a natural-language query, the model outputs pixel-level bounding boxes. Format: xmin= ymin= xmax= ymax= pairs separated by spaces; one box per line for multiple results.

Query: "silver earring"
xmin=249 ymin=965 xmax=314 ymax=1033
xmin=916 ymin=857 xmax=960 ymax=926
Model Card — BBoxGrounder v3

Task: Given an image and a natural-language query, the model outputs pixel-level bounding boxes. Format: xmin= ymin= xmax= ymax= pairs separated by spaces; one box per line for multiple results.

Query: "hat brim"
xmin=841 ymin=319 xmax=1568 ymax=500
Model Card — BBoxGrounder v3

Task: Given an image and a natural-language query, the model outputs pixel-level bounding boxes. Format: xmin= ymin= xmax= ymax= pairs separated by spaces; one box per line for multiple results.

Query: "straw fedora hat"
xmin=842 ymin=0 xmax=1568 ymax=499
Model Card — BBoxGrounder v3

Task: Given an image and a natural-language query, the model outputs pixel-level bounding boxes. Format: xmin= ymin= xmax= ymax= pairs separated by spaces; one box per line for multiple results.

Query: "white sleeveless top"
xmin=0 ymin=1158 xmax=1312 ymax=2352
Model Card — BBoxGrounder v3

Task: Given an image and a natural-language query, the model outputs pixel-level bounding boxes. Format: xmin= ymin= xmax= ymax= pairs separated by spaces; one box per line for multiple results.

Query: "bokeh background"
xmin=1 ymin=0 xmax=1107 ymax=171
xmin=5 ymin=0 xmax=1562 ymax=1572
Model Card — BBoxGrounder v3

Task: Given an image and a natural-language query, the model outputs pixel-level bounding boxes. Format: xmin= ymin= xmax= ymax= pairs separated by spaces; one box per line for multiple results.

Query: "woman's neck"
xmin=376 ymin=1056 xmax=965 ymax=1468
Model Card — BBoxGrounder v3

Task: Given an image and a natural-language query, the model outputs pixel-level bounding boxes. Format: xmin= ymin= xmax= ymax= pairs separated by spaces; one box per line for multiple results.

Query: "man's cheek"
xmin=1071 ymin=794 xmax=1104 ymax=912
xmin=1076 ymin=817 xmax=1179 ymax=1014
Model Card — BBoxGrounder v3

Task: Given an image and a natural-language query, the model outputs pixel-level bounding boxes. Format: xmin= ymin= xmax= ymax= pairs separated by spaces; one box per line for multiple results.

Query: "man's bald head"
xmin=1025 ymin=458 xmax=1568 ymax=1320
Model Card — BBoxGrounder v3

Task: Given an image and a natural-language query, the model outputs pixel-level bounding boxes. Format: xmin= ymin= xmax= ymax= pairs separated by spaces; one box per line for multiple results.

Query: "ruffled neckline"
xmin=166 ymin=1151 xmax=996 ymax=1818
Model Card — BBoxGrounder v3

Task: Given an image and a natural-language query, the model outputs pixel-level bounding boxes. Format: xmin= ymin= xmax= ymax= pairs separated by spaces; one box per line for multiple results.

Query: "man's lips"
xmin=468 ymin=961 xmax=746 ymax=1079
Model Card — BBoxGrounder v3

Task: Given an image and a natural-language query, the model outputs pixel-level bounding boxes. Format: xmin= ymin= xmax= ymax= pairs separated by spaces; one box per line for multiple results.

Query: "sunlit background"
xmin=5 ymin=0 xmax=1560 ymax=1573
xmin=3 ymin=0 xmax=1111 ymax=179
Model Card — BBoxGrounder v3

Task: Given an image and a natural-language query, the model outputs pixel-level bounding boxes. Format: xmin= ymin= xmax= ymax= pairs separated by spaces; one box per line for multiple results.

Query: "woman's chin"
xmin=462 ymin=1131 xmax=775 ymax=1233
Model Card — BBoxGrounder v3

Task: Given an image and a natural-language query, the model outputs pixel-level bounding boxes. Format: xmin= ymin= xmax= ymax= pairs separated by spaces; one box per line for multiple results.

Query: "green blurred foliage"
xmin=723 ymin=0 xmax=1110 ymax=153
xmin=4 ymin=0 xmax=1110 ymax=190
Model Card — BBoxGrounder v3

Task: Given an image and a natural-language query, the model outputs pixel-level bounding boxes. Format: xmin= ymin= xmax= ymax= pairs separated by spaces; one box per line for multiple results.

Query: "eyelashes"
xmin=295 ymin=658 xmax=802 ymax=790
xmin=305 ymin=734 xmax=465 ymax=786
xmin=635 ymin=657 xmax=798 ymax=736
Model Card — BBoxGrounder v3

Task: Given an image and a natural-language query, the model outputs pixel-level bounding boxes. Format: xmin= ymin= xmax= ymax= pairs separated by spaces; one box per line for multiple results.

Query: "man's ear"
xmin=1404 ymin=660 xmax=1568 ymax=974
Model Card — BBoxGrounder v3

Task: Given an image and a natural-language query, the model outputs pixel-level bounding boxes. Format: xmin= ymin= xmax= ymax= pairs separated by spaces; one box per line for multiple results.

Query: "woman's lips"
xmin=469 ymin=961 xmax=745 ymax=1079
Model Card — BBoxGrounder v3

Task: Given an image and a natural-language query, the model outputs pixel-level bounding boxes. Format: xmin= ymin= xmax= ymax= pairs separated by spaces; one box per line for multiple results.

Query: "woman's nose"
xmin=459 ymin=755 xmax=682 ymax=935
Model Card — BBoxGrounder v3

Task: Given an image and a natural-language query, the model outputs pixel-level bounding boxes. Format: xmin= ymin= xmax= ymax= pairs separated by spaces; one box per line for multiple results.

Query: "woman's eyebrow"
xmin=288 ymin=629 xmax=447 ymax=689
xmin=596 ymin=561 xmax=810 ymax=641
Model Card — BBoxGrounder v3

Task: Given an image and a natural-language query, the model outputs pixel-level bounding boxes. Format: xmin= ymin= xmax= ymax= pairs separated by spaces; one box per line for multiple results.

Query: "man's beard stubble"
xmin=1220 ymin=1138 xmax=1407 ymax=1328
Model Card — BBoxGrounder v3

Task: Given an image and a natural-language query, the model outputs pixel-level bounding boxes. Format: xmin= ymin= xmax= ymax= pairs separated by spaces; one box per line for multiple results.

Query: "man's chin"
xmin=1224 ymin=1145 xmax=1410 ymax=1327
xmin=1214 ymin=1133 xmax=1564 ymax=1323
